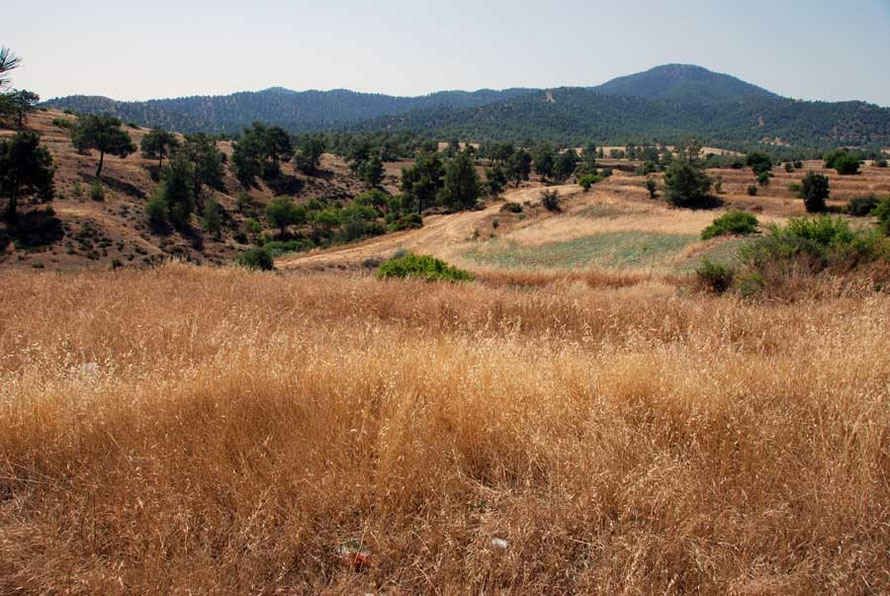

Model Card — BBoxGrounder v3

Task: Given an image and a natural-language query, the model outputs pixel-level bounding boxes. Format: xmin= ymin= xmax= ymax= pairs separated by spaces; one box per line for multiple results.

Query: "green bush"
xmin=747 ymin=185 xmax=758 ymax=196
xmin=90 ymin=181 xmax=105 ymax=201
xmin=500 ymin=201 xmax=523 ymax=213
xmin=846 ymin=195 xmax=881 ymax=217
xmin=392 ymin=213 xmax=423 ymax=231
xmin=701 ymin=210 xmax=759 ymax=240
xmin=235 ymin=246 xmax=275 ymax=271
xmin=696 ymin=259 xmax=734 ymax=294
xmin=71 ymin=181 xmax=83 ymax=198
xmin=578 ymin=174 xmax=601 ymax=190
xmin=788 ymin=182 xmax=802 ymax=193
xmin=52 ymin=117 xmax=74 ymax=129
xmin=145 ymin=198 xmax=169 ymax=228
xmin=741 ymin=216 xmax=884 ymax=274
xmin=874 ymin=198 xmax=890 ymax=235
xmin=784 ymin=162 xmax=793 ymax=173
xmin=264 ymin=238 xmax=314 ymax=257
xmin=376 ymin=253 xmax=473 ymax=282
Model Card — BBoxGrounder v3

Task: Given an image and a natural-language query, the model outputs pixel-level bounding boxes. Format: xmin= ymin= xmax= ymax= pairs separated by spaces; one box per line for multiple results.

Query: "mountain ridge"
xmin=40 ymin=65 xmax=890 ymax=148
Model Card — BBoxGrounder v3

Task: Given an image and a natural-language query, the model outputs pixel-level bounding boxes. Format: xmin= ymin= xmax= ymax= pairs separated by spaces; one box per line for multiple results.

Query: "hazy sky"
xmin=5 ymin=0 xmax=890 ymax=105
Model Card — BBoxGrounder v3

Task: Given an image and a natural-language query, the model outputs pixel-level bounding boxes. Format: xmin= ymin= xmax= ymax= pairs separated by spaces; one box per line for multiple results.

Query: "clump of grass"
xmin=701 ymin=210 xmax=759 ymax=240
xmin=89 ymin=181 xmax=105 ymax=202
xmin=376 ymin=253 xmax=473 ymax=282
xmin=540 ymin=189 xmax=561 ymax=212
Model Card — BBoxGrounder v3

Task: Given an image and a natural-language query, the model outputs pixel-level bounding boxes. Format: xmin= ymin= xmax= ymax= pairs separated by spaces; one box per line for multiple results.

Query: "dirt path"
xmin=276 ymin=185 xmax=579 ymax=269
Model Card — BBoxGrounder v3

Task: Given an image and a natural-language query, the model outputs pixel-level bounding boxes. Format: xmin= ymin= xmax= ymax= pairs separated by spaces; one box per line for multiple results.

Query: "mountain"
xmin=590 ymin=63 xmax=779 ymax=103
xmin=40 ymin=87 xmax=536 ymax=134
xmin=40 ymin=65 xmax=890 ymax=148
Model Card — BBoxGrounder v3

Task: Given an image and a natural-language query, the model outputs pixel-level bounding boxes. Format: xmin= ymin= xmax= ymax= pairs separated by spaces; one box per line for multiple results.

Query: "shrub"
xmin=376 ymin=253 xmax=473 ymax=282
xmin=264 ymin=238 xmax=314 ymax=257
xmin=696 ymin=259 xmax=734 ymax=293
xmin=500 ymin=201 xmax=523 ymax=213
xmin=741 ymin=216 xmax=884 ymax=275
xmin=846 ymin=195 xmax=881 ymax=217
xmin=701 ymin=210 xmax=759 ymax=240
xmin=747 ymin=185 xmax=758 ymax=196
xmin=874 ymin=198 xmax=890 ymax=235
xmin=90 ymin=181 xmax=105 ymax=201
xmin=235 ymin=247 xmax=275 ymax=271
xmin=713 ymin=177 xmax=723 ymax=194
xmin=71 ymin=181 xmax=83 ymax=198
xmin=784 ymin=162 xmax=793 ymax=173
xmin=875 ymin=158 xmax=888 ymax=168
xmin=824 ymin=150 xmax=860 ymax=175
xmin=52 ymin=117 xmax=74 ymax=129
xmin=645 ymin=178 xmax=657 ymax=199
xmin=788 ymin=182 xmax=802 ymax=193
xmin=578 ymin=174 xmax=601 ymax=190
xmin=145 ymin=198 xmax=169 ymax=228
xmin=793 ymin=160 xmax=803 ymax=169
xmin=392 ymin=213 xmax=423 ymax=231
xmin=540 ymin=189 xmax=561 ymax=212
xmin=801 ymin=172 xmax=830 ymax=213
xmin=756 ymin=170 xmax=772 ymax=186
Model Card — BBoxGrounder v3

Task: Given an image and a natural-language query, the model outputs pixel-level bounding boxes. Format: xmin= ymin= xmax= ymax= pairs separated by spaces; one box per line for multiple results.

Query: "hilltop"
xmin=41 ymin=65 xmax=890 ymax=147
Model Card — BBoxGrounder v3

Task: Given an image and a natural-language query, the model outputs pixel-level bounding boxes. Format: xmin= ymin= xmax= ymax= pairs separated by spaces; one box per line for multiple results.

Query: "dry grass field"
xmin=2 ymin=263 xmax=890 ymax=594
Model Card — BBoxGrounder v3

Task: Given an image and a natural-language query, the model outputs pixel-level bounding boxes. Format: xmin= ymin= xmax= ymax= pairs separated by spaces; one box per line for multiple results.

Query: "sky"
xmin=5 ymin=0 xmax=890 ymax=105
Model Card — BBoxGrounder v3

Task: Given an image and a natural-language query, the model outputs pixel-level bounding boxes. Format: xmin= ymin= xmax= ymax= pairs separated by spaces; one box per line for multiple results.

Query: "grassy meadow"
xmin=2 ymin=262 xmax=890 ymax=593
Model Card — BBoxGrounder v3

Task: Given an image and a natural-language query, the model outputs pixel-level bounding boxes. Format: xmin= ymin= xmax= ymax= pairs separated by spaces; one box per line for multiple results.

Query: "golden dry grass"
xmin=1 ymin=263 xmax=889 ymax=594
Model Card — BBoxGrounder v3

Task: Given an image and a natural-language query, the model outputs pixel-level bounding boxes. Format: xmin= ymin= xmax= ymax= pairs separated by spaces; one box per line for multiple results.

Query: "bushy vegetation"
xmin=376 ymin=253 xmax=473 ymax=282
xmin=701 ymin=210 xmax=759 ymax=240
xmin=741 ymin=216 xmax=885 ymax=275
xmin=540 ymin=189 xmax=561 ymax=212
xmin=846 ymin=195 xmax=881 ymax=216
xmin=823 ymin=149 xmax=861 ymax=175
xmin=235 ymin=246 xmax=275 ymax=270
xmin=695 ymin=258 xmax=734 ymax=293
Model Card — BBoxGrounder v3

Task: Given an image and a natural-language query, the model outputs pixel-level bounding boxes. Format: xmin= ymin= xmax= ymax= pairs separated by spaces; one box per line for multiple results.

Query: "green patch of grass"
xmin=466 ymin=232 xmax=697 ymax=269
xmin=680 ymin=237 xmax=749 ymax=272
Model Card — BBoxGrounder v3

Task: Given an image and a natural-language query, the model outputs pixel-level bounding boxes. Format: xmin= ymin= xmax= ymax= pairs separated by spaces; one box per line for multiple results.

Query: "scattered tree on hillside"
xmin=440 ymin=150 xmax=481 ymax=210
xmin=265 ymin=196 xmax=306 ymax=236
xmin=151 ymin=153 xmax=196 ymax=228
xmin=745 ymin=151 xmax=773 ymax=176
xmin=8 ymin=89 xmax=38 ymax=127
xmin=141 ymin=129 xmax=180 ymax=168
xmin=231 ymin=122 xmax=293 ymax=186
xmin=553 ymin=149 xmax=579 ymax=183
xmin=506 ymin=149 xmax=532 ymax=187
xmin=72 ymin=115 xmax=137 ymax=177
xmin=181 ymin=133 xmax=225 ymax=199
xmin=0 ymin=131 xmax=55 ymax=220
xmin=801 ymin=172 xmax=830 ymax=213
xmin=401 ymin=151 xmax=444 ymax=214
xmin=533 ymin=144 xmax=555 ymax=181
xmin=358 ymin=153 xmax=384 ymax=188
xmin=0 ymin=47 xmax=22 ymax=118
xmin=201 ymin=198 xmax=224 ymax=239
xmin=663 ymin=157 xmax=712 ymax=208
xmin=485 ymin=164 xmax=507 ymax=196
xmin=293 ymin=135 xmax=326 ymax=174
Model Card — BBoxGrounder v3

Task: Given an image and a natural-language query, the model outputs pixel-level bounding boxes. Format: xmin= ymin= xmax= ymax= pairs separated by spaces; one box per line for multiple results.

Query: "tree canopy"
xmin=72 ymin=115 xmax=137 ymax=177
xmin=0 ymin=131 xmax=55 ymax=220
